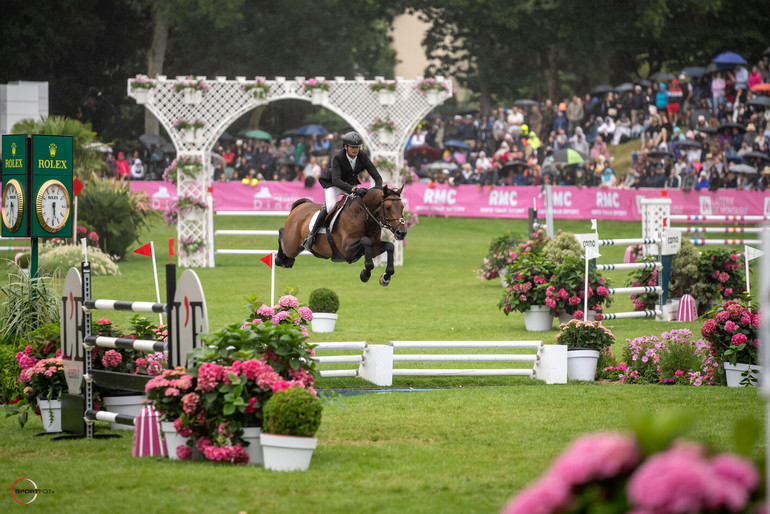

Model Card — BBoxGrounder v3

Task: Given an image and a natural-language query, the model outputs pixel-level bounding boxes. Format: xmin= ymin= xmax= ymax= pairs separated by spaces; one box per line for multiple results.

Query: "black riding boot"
xmin=302 ymin=207 xmax=327 ymax=251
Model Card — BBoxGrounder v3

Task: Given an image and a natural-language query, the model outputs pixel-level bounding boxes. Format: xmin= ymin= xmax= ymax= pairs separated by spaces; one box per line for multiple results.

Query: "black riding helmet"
xmin=342 ymin=131 xmax=364 ymax=148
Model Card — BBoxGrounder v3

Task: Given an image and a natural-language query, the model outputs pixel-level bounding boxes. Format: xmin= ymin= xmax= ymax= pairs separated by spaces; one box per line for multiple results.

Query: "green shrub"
xmin=308 ymin=288 xmax=339 ymax=314
xmin=0 ymin=268 xmax=60 ymax=345
xmin=542 ymin=231 xmax=583 ymax=265
xmin=77 ymin=176 xmax=160 ymax=259
xmin=0 ymin=344 xmax=23 ymax=403
xmin=669 ymin=238 xmax=700 ymax=299
xmin=263 ymin=387 xmax=323 ymax=437
xmin=39 ymin=244 xmax=120 ymax=276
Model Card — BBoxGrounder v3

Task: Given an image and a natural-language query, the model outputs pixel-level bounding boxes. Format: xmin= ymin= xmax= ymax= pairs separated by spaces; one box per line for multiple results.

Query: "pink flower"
xmin=627 ymin=443 xmax=715 ymax=513
xmin=176 ymin=445 xmax=192 ymax=460
xmin=708 ymin=453 xmax=759 ymax=511
xmin=718 ymin=272 xmax=729 ymax=284
xmin=244 ymin=397 xmax=258 ymax=414
xmin=731 ymin=333 xmax=747 ymax=346
xmin=96 ymin=318 xmax=112 ymax=325
xmin=596 ymin=286 xmax=609 ymax=297
xmin=501 ymin=474 xmax=572 ymax=514
xmin=551 ymin=433 xmax=641 ymax=487
xmin=197 ymin=362 xmax=223 ymax=392
xmin=278 ymin=295 xmax=299 ymax=309
xmin=298 ymin=306 xmax=313 ymax=321
xmin=182 ymin=392 xmax=200 ymax=415
xmin=558 ymin=288 xmax=569 ymax=300
xmin=102 ymin=350 xmax=122 ymax=368
xmin=724 ymin=288 xmax=733 ymax=296
xmin=573 ymin=310 xmax=584 ymax=320
xmin=174 ymin=417 xmax=192 ymax=438
xmin=256 ymin=305 xmax=275 ymax=317
xmin=724 ymin=321 xmax=738 ymax=334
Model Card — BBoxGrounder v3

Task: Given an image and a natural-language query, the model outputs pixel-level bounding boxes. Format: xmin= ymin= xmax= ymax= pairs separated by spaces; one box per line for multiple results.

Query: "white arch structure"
xmin=128 ymin=75 xmax=453 ymax=267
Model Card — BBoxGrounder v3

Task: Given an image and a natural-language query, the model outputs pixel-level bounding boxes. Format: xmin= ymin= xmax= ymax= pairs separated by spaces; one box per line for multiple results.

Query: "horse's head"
xmin=364 ymin=185 xmax=407 ymax=240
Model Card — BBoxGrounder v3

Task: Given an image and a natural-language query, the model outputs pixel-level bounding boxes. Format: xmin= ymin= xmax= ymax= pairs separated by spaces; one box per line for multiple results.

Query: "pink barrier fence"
xmin=130 ymin=181 xmax=770 ymax=221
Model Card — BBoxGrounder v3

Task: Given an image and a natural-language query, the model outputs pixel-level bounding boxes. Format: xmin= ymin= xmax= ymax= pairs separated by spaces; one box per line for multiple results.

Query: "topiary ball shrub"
xmin=263 ymin=387 xmax=323 ymax=438
xmin=542 ymin=231 xmax=583 ymax=265
xmin=308 ymin=288 xmax=339 ymax=314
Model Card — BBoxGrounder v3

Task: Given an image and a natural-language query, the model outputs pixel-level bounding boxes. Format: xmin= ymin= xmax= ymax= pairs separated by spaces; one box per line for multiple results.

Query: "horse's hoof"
xmin=360 ymin=270 xmax=371 ymax=283
xmin=379 ymin=274 xmax=391 ymax=287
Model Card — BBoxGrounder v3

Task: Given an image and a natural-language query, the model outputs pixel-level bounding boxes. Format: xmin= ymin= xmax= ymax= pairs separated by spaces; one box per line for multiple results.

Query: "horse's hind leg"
xmin=275 ymin=228 xmax=295 ymax=268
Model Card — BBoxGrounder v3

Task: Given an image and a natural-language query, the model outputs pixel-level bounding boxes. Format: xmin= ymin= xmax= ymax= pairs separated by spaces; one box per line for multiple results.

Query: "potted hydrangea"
xmin=416 ymin=77 xmax=448 ymax=105
xmin=556 ymin=319 xmax=615 ymax=381
xmin=701 ymin=296 xmax=761 ymax=387
xmin=261 ymin=387 xmax=323 ymax=471
xmin=497 ymin=253 xmax=556 ymax=331
xmin=129 ymin=74 xmax=156 ymax=104
xmin=369 ymin=116 xmax=396 ymax=144
xmin=308 ymin=288 xmax=339 ymax=333
xmin=475 ymin=231 xmax=522 ymax=283
xmin=304 ymin=78 xmax=330 ymax=104
xmin=546 ymin=256 xmax=612 ymax=324
xmin=370 ymin=79 xmax=397 ymax=105
xmin=173 ymin=75 xmax=209 ymax=104
xmin=241 ymin=77 xmax=271 ymax=100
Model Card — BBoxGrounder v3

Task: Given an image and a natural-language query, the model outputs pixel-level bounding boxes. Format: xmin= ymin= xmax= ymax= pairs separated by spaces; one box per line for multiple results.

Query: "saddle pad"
xmin=306 ymin=211 xmax=328 ymax=235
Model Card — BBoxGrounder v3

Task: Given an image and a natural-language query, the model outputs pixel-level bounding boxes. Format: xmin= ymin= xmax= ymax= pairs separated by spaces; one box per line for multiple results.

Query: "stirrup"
xmin=302 ymin=234 xmax=315 ymax=251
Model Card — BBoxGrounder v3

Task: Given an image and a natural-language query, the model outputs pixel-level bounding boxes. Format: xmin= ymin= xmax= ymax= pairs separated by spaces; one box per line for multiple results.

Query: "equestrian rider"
xmin=302 ymin=131 xmax=383 ymax=250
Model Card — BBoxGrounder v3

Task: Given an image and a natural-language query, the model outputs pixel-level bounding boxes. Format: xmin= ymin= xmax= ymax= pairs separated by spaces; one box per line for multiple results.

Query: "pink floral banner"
xmin=129 ymin=181 xmax=770 ymax=220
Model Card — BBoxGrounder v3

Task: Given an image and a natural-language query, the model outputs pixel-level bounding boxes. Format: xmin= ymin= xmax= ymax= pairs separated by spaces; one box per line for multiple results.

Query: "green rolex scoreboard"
xmin=2 ymin=134 xmax=73 ymax=238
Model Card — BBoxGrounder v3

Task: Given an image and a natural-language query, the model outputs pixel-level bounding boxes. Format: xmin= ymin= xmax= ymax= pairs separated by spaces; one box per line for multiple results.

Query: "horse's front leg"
xmin=372 ymin=241 xmax=395 ymax=286
xmin=359 ymin=237 xmax=374 ymax=283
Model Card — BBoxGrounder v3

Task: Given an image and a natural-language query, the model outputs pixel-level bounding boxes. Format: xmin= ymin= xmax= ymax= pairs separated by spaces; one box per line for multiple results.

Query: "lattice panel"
xmin=128 ymin=75 xmax=452 ymax=267
xmin=641 ymin=198 xmax=672 ymax=256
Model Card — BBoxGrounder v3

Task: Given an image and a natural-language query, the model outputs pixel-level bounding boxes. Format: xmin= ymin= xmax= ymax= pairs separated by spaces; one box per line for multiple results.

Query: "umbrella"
xmin=742 ymin=151 xmax=770 ymax=162
xmin=501 ymin=160 xmax=529 ymax=173
xmin=513 ymin=99 xmax=539 ymax=108
xmin=590 ymin=84 xmax=614 ymax=96
xmin=634 ymin=79 xmax=652 ymax=89
xmin=746 ymin=96 xmax=770 ymax=108
xmin=649 ymin=71 xmax=676 ymax=82
xmin=696 ymin=126 xmax=718 ymax=135
xmin=552 ymin=148 xmax=586 ymax=165
xmin=244 ymin=129 xmax=272 ymax=140
xmin=751 ymin=83 xmax=770 ymax=93
xmin=646 ymin=151 xmax=675 ymax=159
xmin=426 ymin=161 xmax=458 ymax=172
xmin=703 ymin=62 xmax=719 ymax=75
xmin=209 ymin=153 xmax=225 ymax=167
xmin=406 ymin=144 xmax=441 ymax=160
xmin=218 ymin=132 xmax=236 ymax=142
xmin=728 ymin=163 xmax=757 ymax=175
xmin=717 ymin=122 xmax=746 ymax=134
xmin=139 ymin=133 xmax=168 ymax=147
xmin=295 ymin=124 xmax=329 ymax=136
xmin=455 ymin=108 xmax=479 ymax=116
xmin=680 ymin=66 xmax=705 ymax=78
xmin=688 ymin=109 xmax=711 ymax=129
xmin=712 ymin=51 xmax=747 ymax=69
xmin=672 ymin=140 xmax=701 ymax=149
xmin=615 ymin=82 xmax=635 ymax=93
xmin=444 ymin=139 xmax=471 ymax=150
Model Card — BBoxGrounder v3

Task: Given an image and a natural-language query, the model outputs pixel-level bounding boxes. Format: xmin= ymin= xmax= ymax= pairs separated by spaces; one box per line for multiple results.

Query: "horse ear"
xmin=396 ymin=184 xmax=404 ymax=195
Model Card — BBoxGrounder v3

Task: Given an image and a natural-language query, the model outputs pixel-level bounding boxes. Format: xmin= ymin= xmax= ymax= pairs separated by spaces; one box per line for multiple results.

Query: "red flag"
xmin=260 ymin=253 xmax=273 ymax=269
xmin=169 ymin=238 xmax=175 ymax=257
xmin=73 ymin=177 xmax=84 ymax=196
xmin=133 ymin=242 xmax=153 ymax=257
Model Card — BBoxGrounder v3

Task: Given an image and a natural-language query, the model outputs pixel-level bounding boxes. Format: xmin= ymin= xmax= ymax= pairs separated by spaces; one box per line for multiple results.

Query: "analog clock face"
xmin=2 ymin=179 xmax=24 ymax=232
xmin=36 ymin=180 xmax=70 ymax=232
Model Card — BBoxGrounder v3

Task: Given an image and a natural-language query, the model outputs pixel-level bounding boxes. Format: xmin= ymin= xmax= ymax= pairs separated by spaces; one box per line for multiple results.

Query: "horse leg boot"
xmin=302 ymin=206 xmax=327 ymax=251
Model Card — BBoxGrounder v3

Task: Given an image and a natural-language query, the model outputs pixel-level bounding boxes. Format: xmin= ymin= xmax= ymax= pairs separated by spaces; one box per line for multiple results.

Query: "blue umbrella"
xmin=295 ymin=124 xmax=329 ymax=136
xmin=712 ymin=52 xmax=747 ymax=70
xmin=443 ymin=139 xmax=470 ymax=150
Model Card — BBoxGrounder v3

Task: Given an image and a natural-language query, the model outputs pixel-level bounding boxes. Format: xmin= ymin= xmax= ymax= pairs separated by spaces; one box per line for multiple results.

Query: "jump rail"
xmin=211 ymin=209 xmax=311 ymax=259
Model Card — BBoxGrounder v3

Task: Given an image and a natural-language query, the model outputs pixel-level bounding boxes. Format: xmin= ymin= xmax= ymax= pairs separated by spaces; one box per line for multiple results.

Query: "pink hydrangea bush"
xmin=701 ymin=299 xmax=760 ymax=373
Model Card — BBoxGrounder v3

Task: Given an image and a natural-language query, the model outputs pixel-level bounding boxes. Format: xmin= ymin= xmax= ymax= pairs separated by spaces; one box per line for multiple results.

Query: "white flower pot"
xmin=38 ymin=398 xmax=62 ymax=433
xmin=261 ymin=433 xmax=317 ymax=472
xmin=425 ymin=89 xmax=439 ymax=105
xmin=183 ymin=131 xmax=201 ymax=144
xmin=311 ymin=89 xmax=328 ymax=105
xmin=102 ymin=394 xmax=146 ymax=430
xmin=311 ymin=312 xmax=337 ymax=333
xmin=522 ymin=305 xmax=554 ymax=332
xmin=160 ymin=421 xmax=190 ymax=460
xmin=567 ymin=349 xmax=600 ymax=381
xmin=499 ymin=268 xmax=510 ymax=287
xmin=379 ymin=129 xmax=395 ymax=145
xmin=133 ymin=89 xmax=154 ymax=104
xmin=242 ymin=427 xmax=263 ymax=466
xmin=724 ymin=362 xmax=761 ymax=387
xmin=378 ymin=89 xmax=396 ymax=106
xmin=183 ymin=89 xmax=203 ymax=104
xmin=251 ymin=89 xmax=267 ymax=100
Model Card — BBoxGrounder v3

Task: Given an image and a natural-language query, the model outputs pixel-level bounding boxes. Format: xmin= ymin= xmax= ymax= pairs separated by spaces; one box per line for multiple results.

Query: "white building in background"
xmin=390 ymin=12 xmax=467 ymax=103
xmin=0 ymin=81 xmax=49 ymax=134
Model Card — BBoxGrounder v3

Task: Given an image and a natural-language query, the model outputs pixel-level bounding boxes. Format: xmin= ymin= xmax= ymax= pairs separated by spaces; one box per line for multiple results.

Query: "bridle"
xmin=356 ymin=191 xmax=405 ymax=235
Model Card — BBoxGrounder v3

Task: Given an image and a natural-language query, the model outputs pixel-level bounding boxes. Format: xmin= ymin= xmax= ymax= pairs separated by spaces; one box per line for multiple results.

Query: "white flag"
xmin=745 ymin=245 xmax=764 ymax=261
xmin=585 ymin=246 xmax=601 ymax=260
xmin=590 ymin=219 xmax=597 ymax=230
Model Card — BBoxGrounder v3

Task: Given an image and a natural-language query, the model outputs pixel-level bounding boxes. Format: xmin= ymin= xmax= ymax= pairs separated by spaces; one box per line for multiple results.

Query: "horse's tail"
xmin=290 ymin=198 xmax=313 ymax=211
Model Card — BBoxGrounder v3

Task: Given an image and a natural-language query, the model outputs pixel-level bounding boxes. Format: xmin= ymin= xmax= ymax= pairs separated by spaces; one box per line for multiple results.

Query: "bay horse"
xmin=275 ymin=185 xmax=407 ymax=286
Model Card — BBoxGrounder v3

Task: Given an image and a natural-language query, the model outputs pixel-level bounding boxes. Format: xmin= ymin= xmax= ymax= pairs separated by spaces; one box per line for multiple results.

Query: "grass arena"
xmin=1 ymin=213 xmax=765 ymax=513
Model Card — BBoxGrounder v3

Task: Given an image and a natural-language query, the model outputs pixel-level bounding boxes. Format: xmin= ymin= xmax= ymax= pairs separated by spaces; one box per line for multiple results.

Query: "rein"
xmin=356 ymin=193 xmax=405 ymax=235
